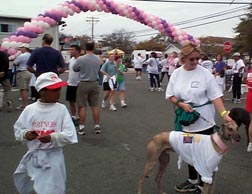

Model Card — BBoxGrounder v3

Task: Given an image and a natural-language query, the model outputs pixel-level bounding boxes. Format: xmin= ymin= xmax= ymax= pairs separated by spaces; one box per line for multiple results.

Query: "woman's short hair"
xmin=180 ymin=43 xmax=201 ymax=64
xmin=150 ymin=52 xmax=157 ymax=58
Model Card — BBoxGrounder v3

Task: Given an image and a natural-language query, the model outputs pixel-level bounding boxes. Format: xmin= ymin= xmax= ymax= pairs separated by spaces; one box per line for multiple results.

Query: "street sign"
xmin=223 ymin=41 xmax=232 ymax=53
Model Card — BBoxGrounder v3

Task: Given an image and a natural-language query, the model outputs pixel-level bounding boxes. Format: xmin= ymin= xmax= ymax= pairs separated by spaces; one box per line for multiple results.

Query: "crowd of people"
xmin=0 ymin=34 xmax=252 ymax=194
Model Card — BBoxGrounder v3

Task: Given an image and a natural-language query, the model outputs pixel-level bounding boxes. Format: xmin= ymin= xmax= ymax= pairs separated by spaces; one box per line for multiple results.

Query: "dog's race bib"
xmin=182 ymin=133 xmax=201 ymax=144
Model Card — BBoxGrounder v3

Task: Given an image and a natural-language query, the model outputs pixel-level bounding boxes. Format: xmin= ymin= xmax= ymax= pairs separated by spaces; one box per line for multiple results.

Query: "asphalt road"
xmin=0 ymin=70 xmax=251 ymax=194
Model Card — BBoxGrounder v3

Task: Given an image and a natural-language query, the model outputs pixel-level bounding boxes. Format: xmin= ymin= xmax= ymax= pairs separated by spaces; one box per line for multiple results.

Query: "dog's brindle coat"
xmin=229 ymin=108 xmax=250 ymax=144
xmin=137 ymin=121 xmax=239 ymax=194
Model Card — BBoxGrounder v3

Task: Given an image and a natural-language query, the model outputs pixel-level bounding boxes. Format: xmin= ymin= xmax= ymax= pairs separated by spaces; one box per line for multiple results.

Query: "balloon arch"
xmin=0 ymin=0 xmax=200 ymax=55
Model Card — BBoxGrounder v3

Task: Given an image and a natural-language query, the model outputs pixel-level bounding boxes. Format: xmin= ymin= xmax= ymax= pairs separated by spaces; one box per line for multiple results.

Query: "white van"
xmin=131 ymin=50 xmax=163 ymax=67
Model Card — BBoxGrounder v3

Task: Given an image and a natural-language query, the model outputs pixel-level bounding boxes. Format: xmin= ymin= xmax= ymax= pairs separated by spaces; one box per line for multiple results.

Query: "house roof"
xmin=0 ymin=14 xmax=31 ymax=20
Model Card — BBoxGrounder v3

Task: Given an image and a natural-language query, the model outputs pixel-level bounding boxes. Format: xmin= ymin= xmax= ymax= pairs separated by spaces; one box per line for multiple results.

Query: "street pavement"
xmin=0 ymin=70 xmax=251 ymax=194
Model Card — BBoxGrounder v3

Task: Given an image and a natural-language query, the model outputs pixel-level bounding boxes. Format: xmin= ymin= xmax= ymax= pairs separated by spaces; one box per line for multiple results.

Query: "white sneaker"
xmin=158 ymin=88 xmax=164 ymax=92
xmin=150 ymin=87 xmax=154 ymax=92
xmin=121 ymin=101 xmax=127 ymax=108
xmin=110 ymin=104 xmax=117 ymax=111
xmin=247 ymin=143 xmax=252 ymax=152
xmin=77 ymin=127 xmax=86 ymax=135
xmin=94 ymin=124 xmax=102 ymax=134
xmin=101 ymin=100 xmax=106 ymax=108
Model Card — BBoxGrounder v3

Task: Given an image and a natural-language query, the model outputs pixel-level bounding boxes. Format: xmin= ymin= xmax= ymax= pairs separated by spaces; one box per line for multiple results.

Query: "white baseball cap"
xmin=18 ymin=43 xmax=30 ymax=48
xmin=232 ymin=52 xmax=241 ymax=57
xmin=35 ymin=72 xmax=67 ymax=92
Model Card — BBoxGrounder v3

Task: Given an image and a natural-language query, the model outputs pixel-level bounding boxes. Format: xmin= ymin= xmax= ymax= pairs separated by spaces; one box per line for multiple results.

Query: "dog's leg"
xmin=137 ymin=141 xmax=161 ymax=194
xmin=202 ymin=173 xmax=216 ymax=194
xmin=155 ymin=149 xmax=170 ymax=194
xmin=137 ymin=132 xmax=170 ymax=194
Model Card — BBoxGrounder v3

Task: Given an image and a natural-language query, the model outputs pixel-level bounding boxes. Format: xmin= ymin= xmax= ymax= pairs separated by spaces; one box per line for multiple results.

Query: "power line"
xmin=174 ymin=5 xmax=248 ymax=25
xmin=129 ymin=13 xmax=247 ymax=38
xmin=181 ymin=13 xmax=246 ymax=29
xmin=132 ymin=0 xmax=251 ymax=4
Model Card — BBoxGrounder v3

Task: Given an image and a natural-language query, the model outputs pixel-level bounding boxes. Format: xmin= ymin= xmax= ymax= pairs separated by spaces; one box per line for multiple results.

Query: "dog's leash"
xmin=193 ymin=110 xmax=221 ymax=132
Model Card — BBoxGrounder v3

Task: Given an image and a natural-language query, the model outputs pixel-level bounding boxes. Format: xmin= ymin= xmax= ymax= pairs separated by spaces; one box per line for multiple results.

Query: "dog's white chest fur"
xmin=169 ymin=131 xmax=223 ymax=184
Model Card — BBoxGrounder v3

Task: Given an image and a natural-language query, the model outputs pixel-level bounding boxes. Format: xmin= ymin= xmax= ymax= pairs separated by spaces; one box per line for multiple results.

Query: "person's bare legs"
xmin=20 ymin=89 xmax=29 ymax=108
xmin=91 ymin=106 xmax=100 ymax=124
xmin=247 ymin=112 xmax=252 ymax=152
xmin=77 ymin=106 xmax=86 ymax=135
xmin=78 ymin=106 xmax=86 ymax=126
xmin=69 ymin=101 xmax=77 ymax=117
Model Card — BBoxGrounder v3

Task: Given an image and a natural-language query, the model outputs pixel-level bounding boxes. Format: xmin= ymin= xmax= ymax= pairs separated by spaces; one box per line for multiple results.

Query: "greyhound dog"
xmin=137 ymin=121 xmax=239 ymax=194
xmin=229 ymin=108 xmax=251 ymax=144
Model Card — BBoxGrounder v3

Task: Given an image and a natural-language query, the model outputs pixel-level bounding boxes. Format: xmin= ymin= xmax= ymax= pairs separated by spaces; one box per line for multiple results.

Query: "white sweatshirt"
xmin=169 ymin=131 xmax=222 ymax=184
xmin=13 ymin=100 xmax=78 ymax=194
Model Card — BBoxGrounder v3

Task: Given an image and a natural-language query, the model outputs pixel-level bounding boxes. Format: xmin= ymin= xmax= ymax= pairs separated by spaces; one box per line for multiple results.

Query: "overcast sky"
xmin=0 ymin=0 xmax=250 ymax=42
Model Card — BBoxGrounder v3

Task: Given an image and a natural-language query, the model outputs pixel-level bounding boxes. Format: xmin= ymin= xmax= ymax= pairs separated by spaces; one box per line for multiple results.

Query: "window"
xmin=0 ymin=24 xmax=16 ymax=33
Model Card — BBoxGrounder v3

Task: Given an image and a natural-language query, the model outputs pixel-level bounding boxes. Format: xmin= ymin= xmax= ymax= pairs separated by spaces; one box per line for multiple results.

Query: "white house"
xmin=164 ymin=43 xmax=181 ymax=55
xmin=0 ymin=14 xmax=59 ymax=50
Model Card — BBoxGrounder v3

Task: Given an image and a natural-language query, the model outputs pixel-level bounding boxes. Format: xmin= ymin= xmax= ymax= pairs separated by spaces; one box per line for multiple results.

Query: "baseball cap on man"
xmin=18 ymin=43 xmax=29 ymax=48
xmin=232 ymin=52 xmax=241 ymax=57
xmin=35 ymin=72 xmax=67 ymax=92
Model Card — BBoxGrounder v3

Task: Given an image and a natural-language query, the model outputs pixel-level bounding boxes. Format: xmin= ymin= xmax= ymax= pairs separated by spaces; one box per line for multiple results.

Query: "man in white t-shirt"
xmin=66 ymin=45 xmax=81 ymax=126
xmin=14 ymin=44 xmax=32 ymax=110
xmin=232 ymin=52 xmax=245 ymax=103
xmin=133 ymin=53 xmax=144 ymax=80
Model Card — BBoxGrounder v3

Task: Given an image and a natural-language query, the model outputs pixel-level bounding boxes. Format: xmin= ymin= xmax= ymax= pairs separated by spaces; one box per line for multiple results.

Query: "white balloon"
xmin=24 ymin=22 xmax=32 ymax=27
xmin=31 ymin=20 xmax=39 ymax=27
xmin=1 ymin=41 xmax=11 ymax=49
xmin=10 ymin=41 xmax=18 ymax=48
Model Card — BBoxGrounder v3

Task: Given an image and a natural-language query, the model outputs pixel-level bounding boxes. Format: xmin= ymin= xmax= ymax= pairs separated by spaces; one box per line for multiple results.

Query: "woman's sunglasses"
xmin=189 ymin=57 xmax=200 ymax=62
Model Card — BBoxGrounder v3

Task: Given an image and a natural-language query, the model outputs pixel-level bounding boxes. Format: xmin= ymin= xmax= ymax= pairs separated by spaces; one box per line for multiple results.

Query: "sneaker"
xmin=150 ymin=87 xmax=154 ymax=92
xmin=232 ymin=98 xmax=237 ymax=104
xmin=16 ymin=105 xmax=24 ymax=111
xmin=110 ymin=104 xmax=117 ymax=111
xmin=174 ymin=180 xmax=197 ymax=192
xmin=121 ymin=101 xmax=127 ymax=108
xmin=237 ymin=99 xmax=241 ymax=103
xmin=157 ymin=88 xmax=164 ymax=92
xmin=247 ymin=143 xmax=252 ymax=152
xmin=94 ymin=124 xmax=102 ymax=134
xmin=77 ymin=128 xmax=86 ymax=135
xmin=6 ymin=100 xmax=12 ymax=112
xmin=101 ymin=100 xmax=106 ymax=108
xmin=192 ymin=186 xmax=203 ymax=194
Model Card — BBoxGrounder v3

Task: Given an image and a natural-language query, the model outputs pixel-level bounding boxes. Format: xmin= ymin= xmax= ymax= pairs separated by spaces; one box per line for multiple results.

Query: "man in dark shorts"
xmin=66 ymin=45 xmax=81 ymax=126
xmin=73 ymin=41 xmax=101 ymax=135
xmin=133 ymin=53 xmax=144 ymax=80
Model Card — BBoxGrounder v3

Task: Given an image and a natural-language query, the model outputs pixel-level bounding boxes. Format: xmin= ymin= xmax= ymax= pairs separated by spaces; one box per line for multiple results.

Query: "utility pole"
xmin=86 ymin=16 xmax=99 ymax=40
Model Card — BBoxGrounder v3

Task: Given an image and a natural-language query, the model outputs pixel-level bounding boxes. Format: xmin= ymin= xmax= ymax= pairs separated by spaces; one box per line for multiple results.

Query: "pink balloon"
xmin=17 ymin=35 xmax=26 ymax=42
xmin=2 ymin=38 xmax=10 ymax=42
xmin=10 ymin=36 xmax=18 ymax=41
xmin=70 ymin=4 xmax=81 ymax=13
xmin=17 ymin=27 xmax=25 ymax=32
xmin=23 ymin=37 xmax=31 ymax=43
xmin=7 ymin=48 xmax=17 ymax=55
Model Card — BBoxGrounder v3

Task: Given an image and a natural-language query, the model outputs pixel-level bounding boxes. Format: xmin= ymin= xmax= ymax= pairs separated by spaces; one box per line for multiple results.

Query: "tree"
xmin=99 ymin=29 xmax=136 ymax=55
xmin=134 ymin=35 xmax=167 ymax=51
xmin=233 ymin=4 xmax=252 ymax=65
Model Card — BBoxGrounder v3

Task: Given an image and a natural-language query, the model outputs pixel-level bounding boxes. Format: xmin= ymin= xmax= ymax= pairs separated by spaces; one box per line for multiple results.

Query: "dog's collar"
xmin=212 ymin=133 xmax=228 ymax=155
